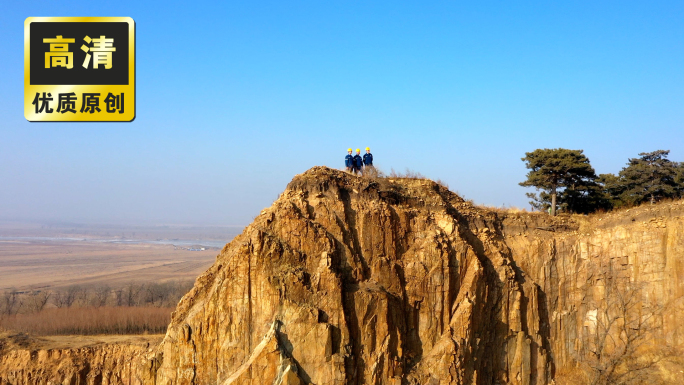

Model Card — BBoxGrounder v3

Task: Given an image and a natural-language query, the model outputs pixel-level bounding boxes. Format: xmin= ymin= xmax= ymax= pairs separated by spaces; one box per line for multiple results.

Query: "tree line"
xmin=520 ymin=149 xmax=684 ymax=215
xmin=0 ymin=280 xmax=194 ymax=318
xmin=0 ymin=281 xmax=195 ymax=335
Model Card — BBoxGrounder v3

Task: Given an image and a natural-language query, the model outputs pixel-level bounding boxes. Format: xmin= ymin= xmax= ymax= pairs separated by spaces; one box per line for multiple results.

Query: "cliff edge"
xmin=2 ymin=166 xmax=683 ymax=384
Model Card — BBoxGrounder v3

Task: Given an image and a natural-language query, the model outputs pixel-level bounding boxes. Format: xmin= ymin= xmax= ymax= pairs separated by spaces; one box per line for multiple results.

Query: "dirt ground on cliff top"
xmin=497 ymin=198 xmax=684 ymax=231
xmin=0 ymin=331 xmax=163 ymax=354
xmin=586 ymin=199 xmax=684 ymax=227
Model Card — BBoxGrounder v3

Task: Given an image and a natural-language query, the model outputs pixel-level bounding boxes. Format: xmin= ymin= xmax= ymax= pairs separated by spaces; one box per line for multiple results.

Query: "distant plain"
xmin=0 ymin=222 xmax=241 ymax=290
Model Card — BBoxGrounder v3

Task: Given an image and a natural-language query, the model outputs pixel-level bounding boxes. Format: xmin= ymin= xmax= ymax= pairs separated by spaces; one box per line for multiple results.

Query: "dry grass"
xmin=352 ymin=166 xmax=426 ymax=180
xmin=554 ymin=365 xmax=591 ymax=385
xmin=474 ymin=204 xmax=531 ymax=215
xmin=361 ymin=168 xmax=536 ymax=214
xmin=387 ymin=168 xmax=426 ymax=179
xmin=0 ymin=306 xmax=172 ymax=335
xmin=363 ymin=167 xmax=451 ymax=188
xmin=585 ymin=197 xmax=684 ymax=219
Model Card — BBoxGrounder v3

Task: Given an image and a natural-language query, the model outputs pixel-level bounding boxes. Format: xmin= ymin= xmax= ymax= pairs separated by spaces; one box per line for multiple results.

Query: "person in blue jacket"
xmin=353 ymin=149 xmax=363 ymax=175
xmin=363 ymin=147 xmax=373 ymax=169
xmin=345 ymin=148 xmax=354 ymax=172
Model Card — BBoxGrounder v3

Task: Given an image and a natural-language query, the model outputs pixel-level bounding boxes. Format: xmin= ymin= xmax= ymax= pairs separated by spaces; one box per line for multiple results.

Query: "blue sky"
xmin=1 ymin=1 xmax=682 ymax=225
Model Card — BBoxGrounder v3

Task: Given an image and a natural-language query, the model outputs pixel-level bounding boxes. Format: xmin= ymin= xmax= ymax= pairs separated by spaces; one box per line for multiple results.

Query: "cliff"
xmin=0 ymin=334 xmax=160 ymax=384
xmin=2 ymin=166 xmax=683 ymax=384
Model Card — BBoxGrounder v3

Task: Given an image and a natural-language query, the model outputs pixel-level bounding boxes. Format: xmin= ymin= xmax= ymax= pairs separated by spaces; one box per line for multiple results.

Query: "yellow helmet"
xmin=365 ymin=147 xmax=370 ymax=151
xmin=347 ymin=148 xmax=352 ymax=152
xmin=356 ymin=149 xmax=361 ymax=153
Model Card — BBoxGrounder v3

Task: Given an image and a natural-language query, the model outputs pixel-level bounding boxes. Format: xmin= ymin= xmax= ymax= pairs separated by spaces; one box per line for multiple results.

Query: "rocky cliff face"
xmin=503 ymin=204 xmax=684 ymax=379
xmin=146 ymin=167 xmax=684 ymax=384
xmin=151 ymin=166 xmax=555 ymax=385
xmin=2 ymin=167 xmax=683 ymax=384
xmin=0 ymin=343 xmax=152 ymax=385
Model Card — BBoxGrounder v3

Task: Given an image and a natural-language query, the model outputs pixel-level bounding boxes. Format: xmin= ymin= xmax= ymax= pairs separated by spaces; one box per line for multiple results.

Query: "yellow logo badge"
xmin=24 ymin=17 xmax=135 ymax=122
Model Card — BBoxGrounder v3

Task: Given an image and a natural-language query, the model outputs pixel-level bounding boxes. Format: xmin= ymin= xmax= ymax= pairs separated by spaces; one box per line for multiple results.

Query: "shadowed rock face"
xmin=2 ymin=166 xmax=683 ymax=384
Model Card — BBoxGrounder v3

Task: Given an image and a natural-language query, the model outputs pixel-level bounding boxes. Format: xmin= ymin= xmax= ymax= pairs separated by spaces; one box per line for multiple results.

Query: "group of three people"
xmin=345 ymin=147 xmax=373 ymax=174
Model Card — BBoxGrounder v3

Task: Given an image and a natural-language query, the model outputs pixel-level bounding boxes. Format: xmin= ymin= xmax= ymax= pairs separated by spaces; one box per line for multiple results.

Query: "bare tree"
xmin=0 ymin=289 xmax=23 ymax=317
xmin=143 ymin=283 xmax=157 ymax=307
xmin=53 ymin=285 xmax=82 ymax=308
xmin=52 ymin=290 xmax=66 ymax=308
xmin=26 ymin=290 xmax=51 ymax=313
xmin=91 ymin=285 xmax=111 ymax=307
xmin=114 ymin=288 xmax=124 ymax=306
xmin=174 ymin=280 xmax=194 ymax=305
xmin=75 ymin=286 xmax=89 ymax=307
xmin=125 ymin=282 xmax=142 ymax=307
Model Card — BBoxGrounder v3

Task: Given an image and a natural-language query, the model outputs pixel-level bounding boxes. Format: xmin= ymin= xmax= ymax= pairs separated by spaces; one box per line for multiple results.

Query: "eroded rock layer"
xmin=0 ymin=343 xmax=154 ymax=385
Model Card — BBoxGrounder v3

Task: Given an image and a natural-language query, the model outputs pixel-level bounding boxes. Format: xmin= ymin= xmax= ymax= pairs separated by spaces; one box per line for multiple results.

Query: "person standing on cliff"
xmin=363 ymin=147 xmax=373 ymax=170
xmin=345 ymin=148 xmax=354 ymax=173
xmin=353 ymin=149 xmax=363 ymax=175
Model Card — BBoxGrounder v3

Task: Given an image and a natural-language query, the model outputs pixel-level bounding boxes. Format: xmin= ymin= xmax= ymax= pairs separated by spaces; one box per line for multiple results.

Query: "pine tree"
xmin=674 ymin=162 xmax=684 ymax=198
xmin=520 ymin=148 xmax=599 ymax=215
xmin=597 ymin=173 xmax=625 ymax=208
xmin=618 ymin=150 xmax=677 ymax=205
